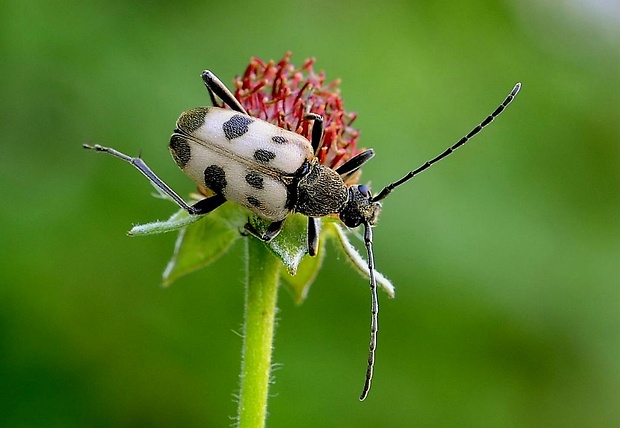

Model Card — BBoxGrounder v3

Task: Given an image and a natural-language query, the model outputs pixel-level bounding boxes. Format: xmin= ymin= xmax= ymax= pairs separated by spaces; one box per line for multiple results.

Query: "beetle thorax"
xmin=294 ymin=160 xmax=348 ymax=217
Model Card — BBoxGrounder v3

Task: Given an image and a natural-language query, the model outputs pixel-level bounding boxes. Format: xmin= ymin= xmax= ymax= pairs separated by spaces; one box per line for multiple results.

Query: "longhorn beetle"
xmin=84 ymin=70 xmax=521 ymax=400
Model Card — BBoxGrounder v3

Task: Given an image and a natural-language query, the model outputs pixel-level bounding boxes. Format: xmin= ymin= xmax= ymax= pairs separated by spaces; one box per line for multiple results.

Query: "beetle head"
xmin=339 ymin=184 xmax=382 ymax=228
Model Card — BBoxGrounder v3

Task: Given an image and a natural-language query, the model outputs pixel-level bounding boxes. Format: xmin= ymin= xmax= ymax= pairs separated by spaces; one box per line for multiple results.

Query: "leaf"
xmin=128 ymin=209 xmax=206 ymax=236
xmin=162 ymin=203 xmax=246 ymax=286
xmin=325 ymin=222 xmax=395 ymax=298
xmin=280 ymin=236 xmax=325 ymax=304
xmin=248 ymin=213 xmax=309 ymax=275
xmin=133 ymin=182 xmax=393 ymax=302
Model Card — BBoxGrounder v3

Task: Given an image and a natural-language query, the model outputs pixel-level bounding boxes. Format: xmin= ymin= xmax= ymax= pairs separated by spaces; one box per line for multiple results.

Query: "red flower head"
xmin=231 ymin=53 xmax=362 ymax=179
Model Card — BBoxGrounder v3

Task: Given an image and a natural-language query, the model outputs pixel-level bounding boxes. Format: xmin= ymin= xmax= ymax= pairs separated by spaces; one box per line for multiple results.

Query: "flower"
xmin=130 ymin=53 xmax=394 ymax=302
xmin=232 ymin=52 xmax=362 ymax=178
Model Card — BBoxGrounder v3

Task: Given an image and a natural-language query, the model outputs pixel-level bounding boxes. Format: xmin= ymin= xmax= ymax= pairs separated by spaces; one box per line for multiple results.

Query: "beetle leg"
xmin=244 ymin=219 xmax=286 ymax=242
xmin=307 ymin=217 xmax=319 ymax=257
xmin=190 ymin=193 xmax=226 ymax=215
xmin=200 ymin=70 xmax=248 ymax=115
xmin=304 ymin=113 xmax=324 ymax=155
xmin=83 ymin=144 xmax=219 ymax=216
xmin=205 ymin=84 xmax=221 ymax=108
xmin=335 ymin=149 xmax=375 ymax=177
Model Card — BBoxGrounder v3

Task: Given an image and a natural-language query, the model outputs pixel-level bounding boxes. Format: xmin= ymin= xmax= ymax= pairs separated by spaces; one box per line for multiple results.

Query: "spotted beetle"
xmin=84 ymin=70 xmax=521 ymax=400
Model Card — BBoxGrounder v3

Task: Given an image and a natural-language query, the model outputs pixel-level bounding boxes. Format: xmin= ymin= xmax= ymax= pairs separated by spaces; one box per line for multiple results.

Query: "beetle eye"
xmin=358 ymin=184 xmax=371 ymax=197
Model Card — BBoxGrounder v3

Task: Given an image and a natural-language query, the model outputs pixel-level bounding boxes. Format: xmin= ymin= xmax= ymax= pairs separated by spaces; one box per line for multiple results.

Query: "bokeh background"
xmin=1 ymin=0 xmax=618 ymax=426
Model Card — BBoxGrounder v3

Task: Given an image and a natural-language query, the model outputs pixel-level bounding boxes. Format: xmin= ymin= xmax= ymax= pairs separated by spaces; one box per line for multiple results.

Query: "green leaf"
xmin=280 ymin=236 xmax=325 ymax=304
xmin=324 ymin=222 xmax=395 ymax=298
xmin=128 ymin=209 xmax=206 ymax=236
xmin=162 ymin=203 xmax=246 ymax=286
xmin=248 ymin=213 xmax=309 ymax=275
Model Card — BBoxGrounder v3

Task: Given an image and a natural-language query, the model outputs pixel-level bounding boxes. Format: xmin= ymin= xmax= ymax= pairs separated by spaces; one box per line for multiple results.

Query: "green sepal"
xmin=323 ymin=221 xmax=395 ymax=298
xmin=248 ymin=213 xmax=309 ymax=276
xmin=128 ymin=209 xmax=206 ymax=236
xmin=129 ymin=190 xmax=395 ymax=299
xmin=280 ymin=236 xmax=325 ymax=304
xmin=162 ymin=203 xmax=247 ymax=286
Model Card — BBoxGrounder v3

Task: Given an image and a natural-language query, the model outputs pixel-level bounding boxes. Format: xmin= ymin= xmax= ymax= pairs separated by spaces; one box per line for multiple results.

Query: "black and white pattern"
xmin=222 ymin=114 xmax=254 ymax=140
xmin=203 ymin=165 xmax=227 ymax=194
xmin=181 ymin=107 xmax=314 ymax=175
xmin=169 ymin=135 xmax=192 ymax=169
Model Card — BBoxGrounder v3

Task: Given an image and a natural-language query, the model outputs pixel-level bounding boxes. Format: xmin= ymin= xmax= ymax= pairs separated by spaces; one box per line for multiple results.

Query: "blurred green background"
xmin=1 ymin=0 xmax=618 ymax=426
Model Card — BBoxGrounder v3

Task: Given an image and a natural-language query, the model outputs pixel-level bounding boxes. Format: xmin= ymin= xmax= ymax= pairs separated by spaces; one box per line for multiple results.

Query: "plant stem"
xmin=237 ymin=237 xmax=280 ymax=428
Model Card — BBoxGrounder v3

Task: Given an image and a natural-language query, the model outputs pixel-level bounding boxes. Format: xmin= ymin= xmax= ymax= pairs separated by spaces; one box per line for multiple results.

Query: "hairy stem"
xmin=237 ymin=238 xmax=280 ymax=428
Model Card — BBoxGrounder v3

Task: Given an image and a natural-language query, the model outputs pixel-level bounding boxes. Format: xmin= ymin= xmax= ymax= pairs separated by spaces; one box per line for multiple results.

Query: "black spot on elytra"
xmin=204 ymin=165 xmax=227 ymax=194
xmin=176 ymin=108 xmax=208 ymax=134
xmin=247 ymin=196 xmax=262 ymax=208
xmin=271 ymin=135 xmax=287 ymax=144
xmin=245 ymin=172 xmax=264 ymax=190
xmin=254 ymin=149 xmax=276 ymax=163
xmin=169 ymin=134 xmax=191 ymax=169
xmin=223 ymin=114 xmax=253 ymax=140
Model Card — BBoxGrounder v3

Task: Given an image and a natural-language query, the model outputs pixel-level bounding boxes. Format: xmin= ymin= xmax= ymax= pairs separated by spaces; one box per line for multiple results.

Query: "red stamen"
xmin=231 ymin=53 xmax=363 ymax=173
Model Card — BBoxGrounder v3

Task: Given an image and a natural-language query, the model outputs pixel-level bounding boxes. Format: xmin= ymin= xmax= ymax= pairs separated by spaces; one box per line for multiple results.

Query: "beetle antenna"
xmin=359 ymin=222 xmax=379 ymax=401
xmin=372 ymin=83 xmax=521 ymax=202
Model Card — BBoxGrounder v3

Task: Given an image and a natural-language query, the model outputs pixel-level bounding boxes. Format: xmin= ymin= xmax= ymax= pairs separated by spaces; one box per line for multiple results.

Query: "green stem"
xmin=237 ymin=237 xmax=281 ymax=428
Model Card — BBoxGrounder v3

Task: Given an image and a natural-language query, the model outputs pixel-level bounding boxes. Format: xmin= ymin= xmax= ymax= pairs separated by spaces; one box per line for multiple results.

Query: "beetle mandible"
xmin=84 ymin=70 xmax=521 ymax=400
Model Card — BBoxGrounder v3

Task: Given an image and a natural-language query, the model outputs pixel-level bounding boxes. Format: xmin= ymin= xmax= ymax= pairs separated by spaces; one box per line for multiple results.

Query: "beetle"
xmin=84 ymin=70 xmax=521 ymax=400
